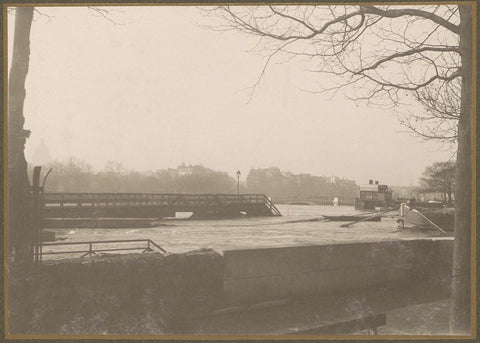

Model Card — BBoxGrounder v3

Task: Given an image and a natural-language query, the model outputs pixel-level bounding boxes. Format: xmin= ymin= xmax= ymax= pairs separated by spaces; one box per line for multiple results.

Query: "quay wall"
xmin=8 ymin=249 xmax=224 ymax=334
xmin=223 ymin=239 xmax=452 ymax=305
xmin=8 ymin=239 xmax=452 ymax=335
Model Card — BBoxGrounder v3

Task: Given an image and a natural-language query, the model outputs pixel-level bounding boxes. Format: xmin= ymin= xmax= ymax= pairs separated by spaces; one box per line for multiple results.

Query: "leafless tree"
xmin=420 ymin=160 xmax=456 ymax=205
xmin=8 ymin=7 xmax=35 ymax=264
xmin=7 ymin=6 xmax=120 ymax=262
xmin=209 ymin=4 xmax=473 ymax=334
xmin=398 ymin=78 xmax=460 ymax=145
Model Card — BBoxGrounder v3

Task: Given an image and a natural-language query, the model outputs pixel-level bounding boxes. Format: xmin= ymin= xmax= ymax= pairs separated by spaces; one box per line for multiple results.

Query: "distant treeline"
xmin=32 ymin=159 xmax=357 ymax=200
xmin=35 ymin=159 xmax=235 ymax=194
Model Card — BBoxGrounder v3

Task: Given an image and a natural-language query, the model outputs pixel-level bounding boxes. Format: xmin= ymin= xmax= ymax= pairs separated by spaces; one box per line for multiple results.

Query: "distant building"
xmin=176 ymin=163 xmax=193 ymax=176
xmin=30 ymin=138 xmax=52 ymax=166
xmin=417 ymin=192 xmax=447 ymax=202
xmin=390 ymin=186 xmax=450 ymax=203
xmin=354 ymin=180 xmax=393 ymax=210
xmin=389 ymin=186 xmax=418 ymax=200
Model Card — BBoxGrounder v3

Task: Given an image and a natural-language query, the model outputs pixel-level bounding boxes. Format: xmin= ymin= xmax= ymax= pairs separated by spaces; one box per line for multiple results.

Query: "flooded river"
xmin=43 ymin=205 xmax=449 ymax=259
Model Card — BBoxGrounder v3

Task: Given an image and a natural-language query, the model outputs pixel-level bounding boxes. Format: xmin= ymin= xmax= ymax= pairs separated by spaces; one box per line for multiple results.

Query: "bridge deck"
xmin=43 ymin=193 xmax=282 ymax=218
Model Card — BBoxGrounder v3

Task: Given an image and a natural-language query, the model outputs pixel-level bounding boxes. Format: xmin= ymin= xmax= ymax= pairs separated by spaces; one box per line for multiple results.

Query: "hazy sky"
xmin=8 ymin=6 xmax=454 ymax=186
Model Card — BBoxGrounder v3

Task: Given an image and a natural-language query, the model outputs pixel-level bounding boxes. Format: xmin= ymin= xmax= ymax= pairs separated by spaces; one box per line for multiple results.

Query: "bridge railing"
xmin=43 ymin=193 xmax=268 ymax=208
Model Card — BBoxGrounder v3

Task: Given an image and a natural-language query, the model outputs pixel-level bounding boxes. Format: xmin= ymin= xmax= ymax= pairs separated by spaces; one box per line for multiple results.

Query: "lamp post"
xmin=236 ymin=170 xmax=241 ymax=197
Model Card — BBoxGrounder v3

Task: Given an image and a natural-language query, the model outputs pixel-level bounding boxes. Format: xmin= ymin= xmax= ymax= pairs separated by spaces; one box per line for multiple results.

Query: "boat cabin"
xmin=354 ymin=180 xmax=392 ymax=210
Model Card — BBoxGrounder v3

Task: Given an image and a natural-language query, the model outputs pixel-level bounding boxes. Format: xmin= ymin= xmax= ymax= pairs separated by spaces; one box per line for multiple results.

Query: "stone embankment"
xmin=8 ymin=239 xmax=452 ymax=335
xmin=9 ymin=249 xmax=223 ymax=334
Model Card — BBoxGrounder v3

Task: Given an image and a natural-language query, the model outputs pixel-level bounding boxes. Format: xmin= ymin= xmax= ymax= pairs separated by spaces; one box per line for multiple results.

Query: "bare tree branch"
xmin=208 ymin=5 xmax=461 ymax=142
xmin=360 ymin=5 xmax=460 ymax=34
xmin=87 ymin=7 xmax=125 ymax=26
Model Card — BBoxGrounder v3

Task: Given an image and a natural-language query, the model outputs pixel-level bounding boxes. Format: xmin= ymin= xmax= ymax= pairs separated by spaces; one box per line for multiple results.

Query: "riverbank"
xmin=7 ymin=238 xmax=453 ymax=336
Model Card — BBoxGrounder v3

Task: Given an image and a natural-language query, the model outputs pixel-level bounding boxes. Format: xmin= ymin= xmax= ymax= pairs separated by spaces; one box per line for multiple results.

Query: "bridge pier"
xmin=44 ymin=206 xmax=175 ymax=219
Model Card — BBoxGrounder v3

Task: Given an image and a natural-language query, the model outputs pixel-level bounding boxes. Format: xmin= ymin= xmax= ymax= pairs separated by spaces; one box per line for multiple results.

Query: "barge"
xmin=398 ymin=203 xmax=454 ymax=233
xmin=354 ymin=180 xmax=393 ymax=210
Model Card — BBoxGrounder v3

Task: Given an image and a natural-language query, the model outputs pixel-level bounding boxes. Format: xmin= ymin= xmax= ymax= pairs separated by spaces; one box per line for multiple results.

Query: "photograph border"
xmin=1 ymin=1 xmax=477 ymax=341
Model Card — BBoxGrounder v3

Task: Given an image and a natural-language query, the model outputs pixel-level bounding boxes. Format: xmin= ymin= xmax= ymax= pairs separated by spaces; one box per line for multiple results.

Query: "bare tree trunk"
xmin=450 ymin=4 xmax=472 ymax=335
xmin=8 ymin=7 xmax=34 ymax=265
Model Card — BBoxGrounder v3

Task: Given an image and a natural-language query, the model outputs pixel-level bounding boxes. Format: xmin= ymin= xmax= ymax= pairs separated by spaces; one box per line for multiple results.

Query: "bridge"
xmin=277 ymin=197 xmax=354 ymax=206
xmin=42 ymin=193 xmax=282 ymax=219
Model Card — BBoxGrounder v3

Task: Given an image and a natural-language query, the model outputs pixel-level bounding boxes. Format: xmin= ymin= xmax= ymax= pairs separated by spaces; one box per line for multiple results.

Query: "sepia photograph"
xmin=4 ymin=1 xmax=476 ymax=339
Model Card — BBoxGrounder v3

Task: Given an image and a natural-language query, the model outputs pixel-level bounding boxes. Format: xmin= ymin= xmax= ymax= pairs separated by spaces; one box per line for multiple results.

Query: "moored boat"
xmin=322 ymin=215 xmax=381 ymax=222
xmin=354 ymin=180 xmax=393 ymax=210
xmin=398 ymin=203 xmax=454 ymax=232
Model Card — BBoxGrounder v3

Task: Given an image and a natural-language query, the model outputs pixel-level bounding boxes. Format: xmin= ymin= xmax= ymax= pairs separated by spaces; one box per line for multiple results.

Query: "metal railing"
xmin=39 ymin=239 xmax=166 ymax=260
xmin=44 ymin=193 xmax=267 ymax=207
xmin=263 ymin=195 xmax=282 ymax=216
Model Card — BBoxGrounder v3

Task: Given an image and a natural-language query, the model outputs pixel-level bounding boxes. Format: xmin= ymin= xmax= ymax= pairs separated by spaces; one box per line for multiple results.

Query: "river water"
xmin=42 ymin=205 xmax=450 ymax=259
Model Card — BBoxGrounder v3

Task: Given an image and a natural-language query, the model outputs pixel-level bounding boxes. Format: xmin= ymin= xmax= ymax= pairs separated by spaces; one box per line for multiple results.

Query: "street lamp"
xmin=236 ymin=170 xmax=241 ymax=196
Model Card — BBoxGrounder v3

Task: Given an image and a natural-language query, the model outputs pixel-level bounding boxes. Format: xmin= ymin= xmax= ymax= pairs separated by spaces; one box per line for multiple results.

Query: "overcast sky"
xmin=8 ymin=6 xmax=454 ymax=186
